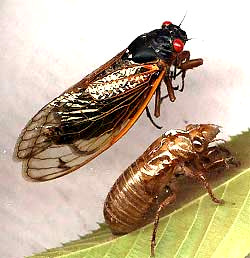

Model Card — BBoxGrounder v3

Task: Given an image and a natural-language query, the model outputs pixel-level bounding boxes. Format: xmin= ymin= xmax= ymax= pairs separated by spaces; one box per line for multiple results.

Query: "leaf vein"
xmin=102 ymin=241 xmax=115 ymax=258
xmin=211 ymin=173 xmax=250 ymax=257
xmin=193 ymin=183 xmax=228 ymax=258
xmin=174 ymin=198 xmax=202 ymax=258
xmin=124 ymin=231 xmax=142 ymax=258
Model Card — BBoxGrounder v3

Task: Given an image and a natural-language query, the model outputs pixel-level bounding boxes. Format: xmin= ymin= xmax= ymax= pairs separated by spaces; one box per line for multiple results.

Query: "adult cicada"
xmin=15 ymin=21 xmax=203 ymax=181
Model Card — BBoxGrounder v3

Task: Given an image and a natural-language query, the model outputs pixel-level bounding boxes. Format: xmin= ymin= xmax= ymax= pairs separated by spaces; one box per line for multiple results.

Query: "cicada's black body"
xmin=125 ymin=23 xmax=187 ymax=63
xmin=15 ymin=21 xmax=203 ymax=181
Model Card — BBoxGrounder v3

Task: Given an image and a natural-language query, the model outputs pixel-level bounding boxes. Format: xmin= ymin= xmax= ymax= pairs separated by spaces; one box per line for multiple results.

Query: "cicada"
xmin=15 ymin=21 xmax=203 ymax=181
xmin=103 ymin=124 xmax=239 ymax=256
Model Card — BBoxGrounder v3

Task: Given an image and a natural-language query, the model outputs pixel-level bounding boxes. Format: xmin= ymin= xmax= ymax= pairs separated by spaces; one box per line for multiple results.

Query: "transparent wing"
xmin=15 ymin=58 xmax=164 ymax=181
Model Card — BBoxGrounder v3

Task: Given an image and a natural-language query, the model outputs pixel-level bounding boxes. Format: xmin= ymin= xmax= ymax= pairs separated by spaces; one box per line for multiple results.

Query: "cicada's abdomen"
xmin=103 ymin=135 xmax=177 ymax=235
xmin=103 ymin=159 xmax=155 ymax=234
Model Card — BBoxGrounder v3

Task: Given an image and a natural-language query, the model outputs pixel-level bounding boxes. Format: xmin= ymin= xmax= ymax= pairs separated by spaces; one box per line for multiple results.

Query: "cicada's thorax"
xmin=124 ymin=23 xmax=188 ymax=64
xmin=103 ymin=129 xmax=194 ymax=234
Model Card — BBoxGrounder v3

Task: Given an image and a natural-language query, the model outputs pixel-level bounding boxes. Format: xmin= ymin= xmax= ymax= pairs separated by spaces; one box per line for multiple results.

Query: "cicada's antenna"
xmin=179 ymin=11 xmax=187 ymax=27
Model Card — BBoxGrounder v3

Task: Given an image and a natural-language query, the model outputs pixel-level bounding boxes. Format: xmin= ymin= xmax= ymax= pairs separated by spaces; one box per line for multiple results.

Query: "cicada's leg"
xmin=146 ymin=107 xmax=162 ymax=130
xmin=182 ymin=164 xmax=224 ymax=204
xmin=179 ymin=58 xmax=203 ymax=70
xmin=174 ymin=51 xmax=203 ymax=92
xmin=154 ymin=85 xmax=161 ymax=118
xmin=163 ymin=77 xmax=176 ymax=102
xmin=202 ymin=146 xmax=240 ymax=170
xmin=151 ymin=187 xmax=176 ymax=257
xmin=179 ymin=57 xmax=203 ymax=91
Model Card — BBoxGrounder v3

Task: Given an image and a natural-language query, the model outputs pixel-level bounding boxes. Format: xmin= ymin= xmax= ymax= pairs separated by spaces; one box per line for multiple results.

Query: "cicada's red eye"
xmin=173 ymin=38 xmax=184 ymax=52
xmin=162 ymin=21 xmax=172 ymax=28
xmin=162 ymin=21 xmax=172 ymax=26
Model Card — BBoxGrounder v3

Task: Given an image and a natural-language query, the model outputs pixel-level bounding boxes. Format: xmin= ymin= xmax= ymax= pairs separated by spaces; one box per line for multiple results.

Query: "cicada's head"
xmin=152 ymin=21 xmax=188 ymax=61
xmin=185 ymin=124 xmax=239 ymax=174
xmin=126 ymin=21 xmax=188 ymax=63
xmin=186 ymin=124 xmax=221 ymax=153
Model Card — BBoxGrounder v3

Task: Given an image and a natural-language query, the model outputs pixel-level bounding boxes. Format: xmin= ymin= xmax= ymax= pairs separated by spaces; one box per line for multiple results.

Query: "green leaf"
xmin=30 ymin=130 xmax=250 ymax=258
